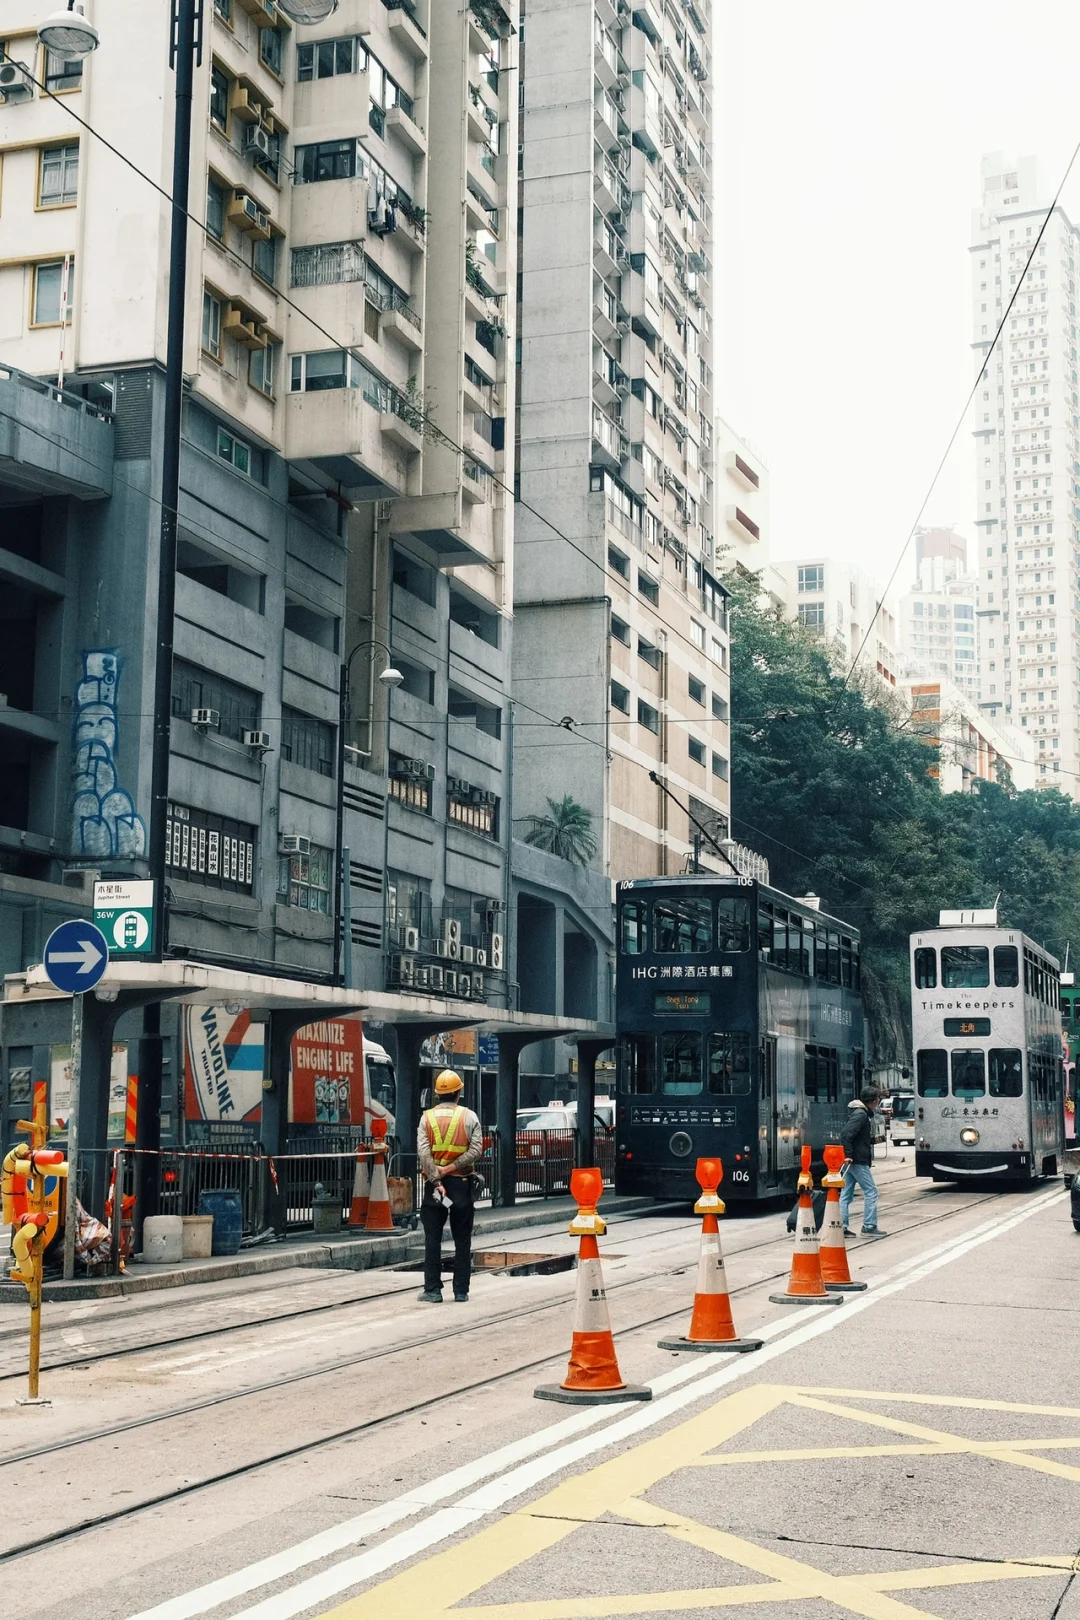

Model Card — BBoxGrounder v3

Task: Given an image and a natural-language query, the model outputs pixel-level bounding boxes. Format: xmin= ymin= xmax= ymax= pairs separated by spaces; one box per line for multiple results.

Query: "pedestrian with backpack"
xmin=839 ymin=1087 xmax=887 ymax=1238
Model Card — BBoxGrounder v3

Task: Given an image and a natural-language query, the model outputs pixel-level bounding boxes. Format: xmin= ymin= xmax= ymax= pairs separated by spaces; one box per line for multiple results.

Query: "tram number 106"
xmin=731 ymin=1168 xmax=750 ymax=1182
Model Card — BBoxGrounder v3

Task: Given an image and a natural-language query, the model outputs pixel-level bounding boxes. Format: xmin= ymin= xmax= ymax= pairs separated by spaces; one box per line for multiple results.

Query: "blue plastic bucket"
xmin=197 ymin=1188 xmax=243 ymax=1256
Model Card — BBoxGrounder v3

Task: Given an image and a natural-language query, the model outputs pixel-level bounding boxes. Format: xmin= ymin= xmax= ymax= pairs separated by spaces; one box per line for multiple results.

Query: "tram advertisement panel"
xmin=289 ymin=1017 xmax=364 ymax=1126
xmin=183 ymin=1005 xmax=264 ymax=1145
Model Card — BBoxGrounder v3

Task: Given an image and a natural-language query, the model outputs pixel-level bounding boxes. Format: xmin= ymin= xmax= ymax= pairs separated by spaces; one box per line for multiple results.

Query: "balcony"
xmin=631 ymin=0 xmax=663 ymax=44
xmin=390 ymin=485 xmax=498 ymax=566
xmin=0 ymin=365 xmax=113 ymax=500
xmin=592 ymin=406 xmax=629 ymax=471
xmin=285 ymin=370 xmax=419 ymax=500
xmin=725 ymin=505 xmax=760 ymax=543
xmin=385 ymin=0 xmax=428 ymax=59
xmin=386 ymin=104 xmax=427 ymax=157
xmin=726 ymin=450 xmax=760 ymax=491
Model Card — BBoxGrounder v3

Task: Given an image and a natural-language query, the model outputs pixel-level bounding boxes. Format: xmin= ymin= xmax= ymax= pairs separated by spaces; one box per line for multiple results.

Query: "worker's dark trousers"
xmin=420 ymin=1183 xmax=475 ymax=1296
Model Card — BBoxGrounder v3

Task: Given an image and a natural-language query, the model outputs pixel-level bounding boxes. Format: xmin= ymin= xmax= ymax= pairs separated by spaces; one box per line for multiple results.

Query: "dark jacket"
xmin=840 ymin=1100 xmax=874 ymax=1166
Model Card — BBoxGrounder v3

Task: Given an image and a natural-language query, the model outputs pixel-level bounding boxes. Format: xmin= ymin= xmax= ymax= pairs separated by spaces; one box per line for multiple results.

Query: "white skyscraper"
xmin=970 ymin=153 xmax=1080 ymax=788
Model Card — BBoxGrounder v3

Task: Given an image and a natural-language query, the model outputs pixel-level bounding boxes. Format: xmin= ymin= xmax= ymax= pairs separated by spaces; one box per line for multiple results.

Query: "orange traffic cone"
xmin=819 ymin=1143 xmax=867 ymax=1293
xmin=364 ymin=1119 xmax=393 ymax=1233
xmin=535 ymin=1168 xmax=652 ymax=1405
xmin=769 ymin=1147 xmax=843 ymax=1308
xmin=658 ymin=1158 xmax=763 ymax=1353
xmin=348 ymin=1146 xmax=370 ymax=1228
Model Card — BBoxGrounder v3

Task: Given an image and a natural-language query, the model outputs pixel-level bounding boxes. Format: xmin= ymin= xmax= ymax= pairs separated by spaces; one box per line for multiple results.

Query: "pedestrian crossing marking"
xmin=316 ymin=1382 xmax=1080 ymax=1619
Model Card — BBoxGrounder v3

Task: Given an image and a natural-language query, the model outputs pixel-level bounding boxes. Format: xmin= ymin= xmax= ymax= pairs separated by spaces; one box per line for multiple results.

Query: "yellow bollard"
xmin=4 ymin=1144 xmax=68 ymax=1403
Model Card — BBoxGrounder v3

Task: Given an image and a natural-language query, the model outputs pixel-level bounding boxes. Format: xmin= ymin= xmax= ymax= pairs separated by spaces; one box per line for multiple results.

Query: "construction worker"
xmin=417 ymin=1069 xmax=483 ymax=1303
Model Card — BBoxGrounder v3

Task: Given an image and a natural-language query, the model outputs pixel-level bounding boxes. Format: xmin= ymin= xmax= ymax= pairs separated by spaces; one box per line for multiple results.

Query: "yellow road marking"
xmin=691 ymin=1437 xmax=1080 ymax=1465
xmin=795 ymin=1387 xmax=1080 ymax=1418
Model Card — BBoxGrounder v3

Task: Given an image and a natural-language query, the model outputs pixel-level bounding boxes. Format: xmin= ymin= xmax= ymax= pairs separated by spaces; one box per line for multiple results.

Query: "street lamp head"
xmin=274 ymin=0 xmax=338 ymax=20
xmin=38 ymin=2 xmax=100 ymax=59
xmin=378 ymin=665 xmax=404 ymax=690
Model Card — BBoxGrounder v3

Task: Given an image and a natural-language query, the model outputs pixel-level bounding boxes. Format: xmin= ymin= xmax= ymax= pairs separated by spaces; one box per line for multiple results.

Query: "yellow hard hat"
xmin=434 ymin=1069 xmax=464 ymax=1095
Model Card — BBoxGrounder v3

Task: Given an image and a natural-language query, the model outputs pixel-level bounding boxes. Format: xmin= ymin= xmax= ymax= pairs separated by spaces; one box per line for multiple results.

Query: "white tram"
xmin=910 ymin=907 xmax=1064 ymax=1183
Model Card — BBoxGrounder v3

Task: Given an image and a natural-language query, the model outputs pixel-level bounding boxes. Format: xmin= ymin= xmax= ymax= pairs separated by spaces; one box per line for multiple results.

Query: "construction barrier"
xmin=658 ymin=1158 xmax=763 ymax=1353
xmin=348 ymin=1146 xmax=371 ymax=1227
xmin=819 ymin=1143 xmax=867 ymax=1293
xmin=769 ymin=1146 xmax=843 ymax=1308
xmin=535 ymin=1167 xmax=651 ymax=1405
xmin=364 ymin=1118 xmax=394 ymax=1232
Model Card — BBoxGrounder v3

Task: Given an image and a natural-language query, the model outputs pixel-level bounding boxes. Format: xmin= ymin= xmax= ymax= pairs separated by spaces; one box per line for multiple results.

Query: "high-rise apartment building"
xmin=970 ymin=152 xmax=1080 ymax=787
xmin=773 ymin=558 xmax=901 ymax=692
xmin=899 ymin=530 xmax=978 ymax=697
xmin=513 ymin=0 xmax=725 ymax=880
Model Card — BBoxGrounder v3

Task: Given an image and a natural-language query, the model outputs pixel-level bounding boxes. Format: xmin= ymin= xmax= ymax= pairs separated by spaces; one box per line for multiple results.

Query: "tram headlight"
xmin=960 ymin=1127 xmax=980 ymax=1146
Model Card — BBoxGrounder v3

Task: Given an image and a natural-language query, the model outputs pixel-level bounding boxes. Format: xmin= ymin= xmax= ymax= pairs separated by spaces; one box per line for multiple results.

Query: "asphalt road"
xmin=3 ymin=1157 xmax=1078 ymax=1620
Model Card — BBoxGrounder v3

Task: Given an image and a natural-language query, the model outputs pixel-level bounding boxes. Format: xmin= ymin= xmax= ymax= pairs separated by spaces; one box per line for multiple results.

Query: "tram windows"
xmin=841 ymin=936 xmax=856 ymax=988
xmin=716 ymin=896 xmax=751 ymax=952
xmin=914 ymin=947 xmax=937 ymax=989
xmin=917 ymin=1050 xmax=949 ymax=1097
xmin=620 ymin=900 xmax=649 ymax=956
xmin=941 ymin=945 xmax=990 ymax=989
xmin=827 ymin=929 xmax=842 ymax=983
xmin=814 ymin=921 xmax=829 ymax=980
xmin=951 ymin=1048 xmax=986 ymax=1098
xmin=804 ymin=1044 xmax=839 ymax=1102
xmin=621 ymin=1034 xmax=657 ymax=1094
xmin=993 ymin=945 xmax=1019 ymax=987
xmin=661 ymin=1031 xmax=702 ymax=1094
xmin=989 ymin=1048 xmax=1023 ymax=1098
xmin=789 ymin=917 xmax=810 ymax=975
xmin=708 ymin=1031 xmax=751 ymax=1095
xmin=654 ymin=897 xmax=711 ymax=954
xmin=757 ymin=903 xmax=773 ymax=955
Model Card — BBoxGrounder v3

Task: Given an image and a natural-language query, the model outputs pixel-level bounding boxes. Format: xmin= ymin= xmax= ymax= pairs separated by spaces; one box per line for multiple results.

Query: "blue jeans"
xmin=839 ymin=1163 xmax=878 ymax=1232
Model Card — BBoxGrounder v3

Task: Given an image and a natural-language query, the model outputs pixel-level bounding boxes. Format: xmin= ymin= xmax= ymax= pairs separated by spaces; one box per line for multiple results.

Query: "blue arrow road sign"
xmin=43 ymin=919 xmax=109 ymax=994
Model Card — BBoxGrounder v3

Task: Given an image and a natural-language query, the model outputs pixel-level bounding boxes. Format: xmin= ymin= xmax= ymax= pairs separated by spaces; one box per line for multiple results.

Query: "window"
xmin=690 ymin=620 xmax=706 ymax=650
xmin=214 ymin=0 xmax=231 ymax=19
xmin=172 ymin=659 xmax=260 ymax=740
xmin=216 ymin=425 xmax=253 ymax=475
xmin=621 ymin=1033 xmax=656 ymax=1094
xmin=202 ymin=288 xmax=222 ymax=359
xmin=611 ymin=615 xmax=631 ymax=646
xmin=638 ymin=572 xmax=660 ymax=607
xmin=206 ymin=175 xmax=225 ymax=240
xmin=711 ymin=752 xmax=728 ymax=780
xmin=655 ymin=896 xmax=711 ymax=953
xmin=448 ymin=687 xmax=501 ymax=738
xmin=940 ymin=945 xmax=990 ymax=988
xmin=989 ymin=1048 xmax=1023 ymax=1098
xmin=994 ymin=944 xmax=1019 ymax=986
xmin=277 ymin=844 xmax=332 ymax=913
xmin=210 ymin=64 xmax=229 ymax=130
xmin=32 ymin=260 xmax=73 ymax=326
xmin=39 ymin=143 xmax=78 ymax=207
xmin=296 ymin=35 xmax=366 ymax=79
xmin=637 ymin=636 xmax=661 ymax=670
xmin=167 ymin=803 xmax=255 ymax=894
xmin=294 ymin=139 xmax=364 ymax=184
xmin=608 ymin=545 xmax=629 ymax=580
xmin=388 ymin=772 xmax=430 ymax=814
xmin=712 ymin=692 xmax=728 ymax=721
xmin=44 ymin=48 xmax=83 ymax=92
xmin=620 ymin=900 xmax=648 ymax=955
xmin=661 ymin=1031 xmax=701 ymax=1095
xmin=688 ymin=737 xmax=705 ymax=766
xmin=951 ymin=1048 xmax=985 ymax=1098
xmin=260 ymin=26 xmax=284 ymax=76
xmin=280 ymin=705 xmax=336 ymax=777
xmin=688 ymin=674 xmax=705 ymax=706
xmin=917 ymin=1049 xmax=948 ymax=1097
xmin=610 ymin=680 xmax=629 ymax=714
xmin=797 ymin=565 xmax=824 ymax=592
xmin=637 ymin=698 xmax=659 ymax=733
xmin=448 ymin=790 xmax=498 ymax=839
xmin=913 ymin=947 xmax=937 ymax=989
xmin=252 ymin=233 xmax=278 ymax=285
xmin=716 ymin=897 xmax=751 ymax=952
xmin=804 ymin=1044 xmax=839 ymax=1102
xmin=249 ymin=342 xmax=277 ymax=397
xmin=708 ymin=1033 xmax=751 ymax=1096
xmin=798 ymin=602 xmax=825 ymax=628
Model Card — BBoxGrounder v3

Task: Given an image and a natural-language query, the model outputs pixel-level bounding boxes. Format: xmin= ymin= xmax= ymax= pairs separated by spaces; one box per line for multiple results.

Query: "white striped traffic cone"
xmin=769 ymin=1147 xmax=843 ymax=1307
xmin=364 ymin=1120 xmax=393 ymax=1232
xmin=535 ymin=1168 xmax=651 ymax=1405
xmin=348 ymin=1147 xmax=370 ymax=1228
xmin=819 ymin=1143 xmax=866 ymax=1293
xmin=659 ymin=1158 xmax=762 ymax=1353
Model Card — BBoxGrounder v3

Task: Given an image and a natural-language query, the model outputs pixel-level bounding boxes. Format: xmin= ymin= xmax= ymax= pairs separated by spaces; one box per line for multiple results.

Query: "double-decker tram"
xmin=614 ymin=875 xmax=865 ymax=1202
xmin=910 ymin=907 xmax=1063 ymax=1182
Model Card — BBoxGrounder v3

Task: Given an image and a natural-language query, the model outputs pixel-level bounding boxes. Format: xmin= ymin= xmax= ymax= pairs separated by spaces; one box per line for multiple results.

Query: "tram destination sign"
xmin=653 ymin=991 xmax=710 ymax=1015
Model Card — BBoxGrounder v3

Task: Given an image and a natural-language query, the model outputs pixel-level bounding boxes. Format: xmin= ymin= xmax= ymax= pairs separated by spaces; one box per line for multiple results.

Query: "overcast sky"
xmin=715 ymin=1 xmax=1080 ymax=586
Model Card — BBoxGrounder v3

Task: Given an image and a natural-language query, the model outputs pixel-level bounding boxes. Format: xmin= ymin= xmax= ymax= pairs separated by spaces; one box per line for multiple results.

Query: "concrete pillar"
xmin=495 ymin=1032 xmax=537 ymax=1206
xmin=572 ymin=1037 xmax=613 ymax=1169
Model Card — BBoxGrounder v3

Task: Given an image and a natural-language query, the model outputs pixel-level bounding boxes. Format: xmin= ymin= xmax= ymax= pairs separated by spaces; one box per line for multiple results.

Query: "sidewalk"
xmin=0 ymin=1194 xmax=657 ymax=1302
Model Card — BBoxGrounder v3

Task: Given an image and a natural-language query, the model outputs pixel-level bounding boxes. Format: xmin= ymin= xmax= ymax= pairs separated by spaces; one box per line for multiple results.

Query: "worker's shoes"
xmin=453 ymin=1292 xmax=469 ymax=1303
xmin=417 ymin=1290 xmax=443 ymax=1303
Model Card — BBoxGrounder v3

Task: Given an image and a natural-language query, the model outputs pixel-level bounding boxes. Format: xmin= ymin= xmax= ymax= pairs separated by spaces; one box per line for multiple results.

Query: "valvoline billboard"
xmin=183 ymin=1005 xmax=264 ymax=1145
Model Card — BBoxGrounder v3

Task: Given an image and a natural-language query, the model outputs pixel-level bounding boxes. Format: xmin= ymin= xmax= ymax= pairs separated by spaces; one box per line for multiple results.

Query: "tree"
xmin=523 ymin=795 xmax=598 ymax=866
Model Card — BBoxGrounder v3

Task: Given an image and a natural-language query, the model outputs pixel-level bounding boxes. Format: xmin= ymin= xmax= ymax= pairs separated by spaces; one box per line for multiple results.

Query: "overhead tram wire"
xmin=836 ymin=133 xmax=1080 ymax=701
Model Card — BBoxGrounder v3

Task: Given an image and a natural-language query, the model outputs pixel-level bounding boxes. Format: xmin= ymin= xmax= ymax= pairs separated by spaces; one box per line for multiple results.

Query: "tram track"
xmin=0 ymin=1176 xmax=1037 ymax=1567
xmin=0 ymin=1164 xmax=951 ymax=1382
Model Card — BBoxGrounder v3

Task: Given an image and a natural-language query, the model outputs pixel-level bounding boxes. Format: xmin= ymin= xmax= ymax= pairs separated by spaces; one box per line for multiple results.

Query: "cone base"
xmin=534 ymin=1382 xmax=652 ymax=1405
xmin=824 ymin=1279 xmax=867 ymax=1292
xmin=768 ymin=1291 xmax=844 ymax=1306
xmin=657 ymin=1335 xmax=763 ymax=1354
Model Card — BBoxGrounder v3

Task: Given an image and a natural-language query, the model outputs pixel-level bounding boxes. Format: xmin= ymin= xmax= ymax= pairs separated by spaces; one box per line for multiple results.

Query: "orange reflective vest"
xmin=423 ymin=1104 xmax=470 ymax=1168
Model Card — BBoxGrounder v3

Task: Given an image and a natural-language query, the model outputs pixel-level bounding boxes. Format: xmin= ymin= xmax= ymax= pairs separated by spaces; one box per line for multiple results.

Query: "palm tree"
xmin=523 ymin=795 xmax=598 ymax=866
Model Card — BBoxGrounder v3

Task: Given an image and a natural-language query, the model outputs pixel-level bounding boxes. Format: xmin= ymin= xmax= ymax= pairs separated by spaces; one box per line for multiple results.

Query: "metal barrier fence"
xmin=157 ymin=1149 xmax=265 ymax=1237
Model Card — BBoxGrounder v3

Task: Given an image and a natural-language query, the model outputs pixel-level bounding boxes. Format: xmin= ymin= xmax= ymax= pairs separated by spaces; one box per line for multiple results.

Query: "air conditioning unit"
xmin=456 ymin=975 xmax=472 ymax=1001
xmin=0 ymin=61 xmax=34 ymax=102
xmin=392 ymin=954 xmax=415 ymax=987
xmin=430 ymin=965 xmax=444 ymax=992
xmin=480 ymin=790 xmax=497 ymax=806
xmin=443 ymin=969 xmax=458 ymax=996
xmin=460 ymin=945 xmax=476 ymax=965
xmin=474 ymin=948 xmax=488 ymax=968
xmin=471 ymin=972 xmax=485 ymax=999
xmin=191 ymin=707 xmax=221 ymax=731
xmin=403 ymin=925 xmax=420 ymax=952
xmin=280 ymin=834 xmax=311 ymax=856
xmin=244 ymin=124 xmax=272 ymax=162
xmin=442 ymin=918 xmax=462 ymax=946
xmin=243 ymin=730 xmax=272 ymax=753
xmin=449 ymin=777 xmax=471 ymax=798
xmin=436 ymin=941 xmax=451 ymax=959
xmin=490 ymin=932 xmax=504 ymax=970
xmin=414 ymin=964 xmax=431 ymax=990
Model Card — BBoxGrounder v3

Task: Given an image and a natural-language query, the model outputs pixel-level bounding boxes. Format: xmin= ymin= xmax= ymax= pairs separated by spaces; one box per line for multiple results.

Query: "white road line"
xmin=123 ymin=1186 xmax=1059 ymax=1620
xmin=219 ymin=1187 xmax=1062 ymax=1620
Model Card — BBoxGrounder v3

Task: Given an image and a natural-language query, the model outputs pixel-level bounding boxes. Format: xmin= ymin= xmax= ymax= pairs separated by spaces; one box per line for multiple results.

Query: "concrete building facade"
xmin=773 ymin=557 xmax=901 ymax=692
xmin=899 ymin=532 xmax=979 ymax=698
xmin=906 ymin=678 xmax=1034 ymax=794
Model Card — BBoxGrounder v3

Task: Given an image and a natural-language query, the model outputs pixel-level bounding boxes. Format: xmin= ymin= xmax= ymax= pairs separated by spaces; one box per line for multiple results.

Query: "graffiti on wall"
xmin=71 ymin=650 xmax=146 ymax=858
